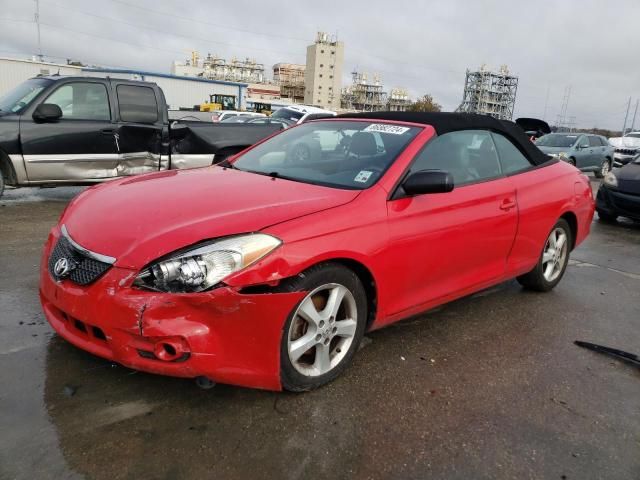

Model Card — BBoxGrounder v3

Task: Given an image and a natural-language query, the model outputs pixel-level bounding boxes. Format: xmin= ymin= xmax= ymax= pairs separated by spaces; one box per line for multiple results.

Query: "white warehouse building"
xmin=0 ymin=57 xmax=248 ymax=110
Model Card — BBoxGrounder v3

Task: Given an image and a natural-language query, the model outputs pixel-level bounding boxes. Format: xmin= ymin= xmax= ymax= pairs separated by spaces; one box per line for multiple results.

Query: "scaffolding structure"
xmin=273 ymin=63 xmax=305 ymax=103
xmin=341 ymin=71 xmax=388 ymax=112
xmin=201 ymin=54 xmax=265 ymax=83
xmin=456 ymin=65 xmax=518 ymax=120
xmin=387 ymin=88 xmax=412 ymax=112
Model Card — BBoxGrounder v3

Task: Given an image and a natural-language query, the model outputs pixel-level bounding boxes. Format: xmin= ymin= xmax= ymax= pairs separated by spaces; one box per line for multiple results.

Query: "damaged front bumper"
xmin=39 ymin=230 xmax=305 ymax=390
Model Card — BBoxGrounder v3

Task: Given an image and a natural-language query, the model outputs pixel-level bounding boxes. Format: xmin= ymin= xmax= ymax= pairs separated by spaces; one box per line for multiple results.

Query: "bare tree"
xmin=409 ymin=94 xmax=442 ymax=112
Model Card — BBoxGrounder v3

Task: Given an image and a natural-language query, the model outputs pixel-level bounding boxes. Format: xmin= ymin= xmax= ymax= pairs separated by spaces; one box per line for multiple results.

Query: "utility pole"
xmin=542 ymin=84 xmax=550 ymax=121
xmin=631 ymin=99 xmax=639 ymax=132
xmin=34 ymin=0 xmax=43 ymax=61
xmin=621 ymin=97 xmax=631 ymax=136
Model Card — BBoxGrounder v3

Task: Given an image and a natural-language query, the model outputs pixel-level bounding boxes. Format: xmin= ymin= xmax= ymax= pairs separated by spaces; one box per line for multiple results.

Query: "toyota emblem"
xmin=54 ymin=257 xmax=72 ymax=278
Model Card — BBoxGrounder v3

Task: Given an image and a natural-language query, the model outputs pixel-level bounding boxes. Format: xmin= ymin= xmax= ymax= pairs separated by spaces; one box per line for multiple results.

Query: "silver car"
xmin=536 ymin=133 xmax=614 ymax=178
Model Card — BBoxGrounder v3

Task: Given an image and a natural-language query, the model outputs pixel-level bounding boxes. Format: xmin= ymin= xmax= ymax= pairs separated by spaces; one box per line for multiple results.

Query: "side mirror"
xmin=33 ymin=103 xmax=63 ymax=123
xmin=402 ymin=169 xmax=454 ymax=196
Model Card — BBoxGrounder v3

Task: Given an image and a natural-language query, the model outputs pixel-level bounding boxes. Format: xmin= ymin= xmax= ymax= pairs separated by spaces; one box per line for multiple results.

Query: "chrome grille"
xmin=48 ymin=230 xmax=113 ymax=285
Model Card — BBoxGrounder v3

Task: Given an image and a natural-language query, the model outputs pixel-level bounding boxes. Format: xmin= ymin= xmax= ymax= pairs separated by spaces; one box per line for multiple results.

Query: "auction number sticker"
xmin=354 ymin=170 xmax=373 ymax=183
xmin=363 ymin=124 xmax=410 ymax=135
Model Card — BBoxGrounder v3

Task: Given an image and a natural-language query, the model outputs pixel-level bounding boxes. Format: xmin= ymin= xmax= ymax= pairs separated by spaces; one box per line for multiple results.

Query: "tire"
xmin=597 ymin=210 xmax=617 ymax=223
xmin=594 ymin=158 xmax=611 ymax=178
xmin=0 ymin=168 xmax=4 ymax=198
xmin=517 ymin=218 xmax=572 ymax=292
xmin=279 ymin=263 xmax=367 ymax=392
xmin=568 ymin=157 xmax=576 ymax=167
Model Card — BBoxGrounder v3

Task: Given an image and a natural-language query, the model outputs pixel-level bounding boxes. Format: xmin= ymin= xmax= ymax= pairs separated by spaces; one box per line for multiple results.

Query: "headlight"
xmin=134 ymin=233 xmax=281 ymax=293
xmin=603 ymin=171 xmax=618 ymax=187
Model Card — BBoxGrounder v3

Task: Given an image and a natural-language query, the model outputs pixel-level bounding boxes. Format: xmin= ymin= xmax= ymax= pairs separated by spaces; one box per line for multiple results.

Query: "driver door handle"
xmin=500 ymin=198 xmax=517 ymax=211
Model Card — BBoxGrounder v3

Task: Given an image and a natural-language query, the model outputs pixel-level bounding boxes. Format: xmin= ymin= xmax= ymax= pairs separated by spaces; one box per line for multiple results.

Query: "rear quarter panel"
xmin=507 ymin=161 xmax=593 ymax=276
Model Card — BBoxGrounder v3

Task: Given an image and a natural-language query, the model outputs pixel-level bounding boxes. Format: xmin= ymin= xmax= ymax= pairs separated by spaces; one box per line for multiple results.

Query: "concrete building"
xmin=0 ymin=56 xmax=248 ymax=110
xmin=304 ymin=32 xmax=344 ymax=110
xmin=273 ymin=63 xmax=305 ymax=103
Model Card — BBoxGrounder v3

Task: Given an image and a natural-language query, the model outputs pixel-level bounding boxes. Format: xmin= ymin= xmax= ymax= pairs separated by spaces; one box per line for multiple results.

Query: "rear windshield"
xmin=233 ymin=121 xmax=421 ymax=189
xmin=536 ymin=134 xmax=579 ymax=148
xmin=272 ymin=108 xmax=304 ymax=122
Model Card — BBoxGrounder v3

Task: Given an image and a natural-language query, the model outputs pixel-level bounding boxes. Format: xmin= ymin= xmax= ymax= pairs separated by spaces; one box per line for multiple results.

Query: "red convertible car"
xmin=39 ymin=112 xmax=595 ymax=391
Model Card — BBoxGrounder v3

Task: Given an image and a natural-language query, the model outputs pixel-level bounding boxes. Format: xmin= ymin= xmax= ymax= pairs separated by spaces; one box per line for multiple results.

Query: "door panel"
xmin=112 ymin=82 xmax=164 ymax=175
xmin=20 ymin=81 xmax=117 ymax=181
xmin=385 ymin=177 xmax=518 ymax=316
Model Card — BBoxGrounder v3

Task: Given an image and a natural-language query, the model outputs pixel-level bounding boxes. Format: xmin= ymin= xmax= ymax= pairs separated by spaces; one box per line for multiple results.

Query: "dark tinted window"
xmin=45 ymin=82 xmax=110 ymax=120
xmin=588 ymin=136 xmax=600 ymax=147
xmin=492 ymin=132 xmax=533 ymax=174
xmin=117 ymin=85 xmax=158 ymax=123
xmin=411 ymin=130 xmax=502 ymax=186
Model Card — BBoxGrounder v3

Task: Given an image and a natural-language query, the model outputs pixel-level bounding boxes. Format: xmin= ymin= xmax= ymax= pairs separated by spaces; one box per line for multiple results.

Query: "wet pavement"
xmin=0 ymin=183 xmax=639 ymax=480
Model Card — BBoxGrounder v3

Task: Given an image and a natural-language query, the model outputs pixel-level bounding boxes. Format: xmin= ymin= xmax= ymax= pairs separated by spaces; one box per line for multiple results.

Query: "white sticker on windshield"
xmin=354 ymin=170 xmax=373 ymax=183
xmin=363 ymin=124 xmax=410 ymax=135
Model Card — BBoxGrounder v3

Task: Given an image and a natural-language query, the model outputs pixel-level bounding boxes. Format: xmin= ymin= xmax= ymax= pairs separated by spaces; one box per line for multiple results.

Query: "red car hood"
xmin=62 ymin=167 xmax=359 ymax=269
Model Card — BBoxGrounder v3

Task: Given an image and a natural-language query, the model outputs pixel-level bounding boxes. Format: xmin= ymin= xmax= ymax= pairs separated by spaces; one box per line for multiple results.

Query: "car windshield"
xmin=272 ymin=108 xmax=304 ymax=122
xmin=536 ymin=134 xmax=579 ymax=148
xmin=233 ymin=120 xmax=421 ymax=189
xmin=0 ymin=78 xmax=51 ymax=113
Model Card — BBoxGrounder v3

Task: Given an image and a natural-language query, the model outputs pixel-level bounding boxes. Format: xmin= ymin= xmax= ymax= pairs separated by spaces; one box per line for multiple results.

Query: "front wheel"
xmin=597 ymin=210 xmax=617 ymax=223
xmin=594 ymin=158 xmax=611 ymax=178
xmin=517 ymin=219 xmax=572 ymax=292
xmin=280 ymin=264 xmax=367 ymax=391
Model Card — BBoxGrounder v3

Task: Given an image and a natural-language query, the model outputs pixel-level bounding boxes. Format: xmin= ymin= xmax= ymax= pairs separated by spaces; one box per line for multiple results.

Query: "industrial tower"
xmin=456 ymin=65 xmax=518 ymax=120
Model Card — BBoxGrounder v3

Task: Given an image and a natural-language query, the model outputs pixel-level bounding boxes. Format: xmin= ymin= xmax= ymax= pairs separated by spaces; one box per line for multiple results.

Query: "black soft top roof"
xmin=337 ymin=111 xmax=550 ymax=165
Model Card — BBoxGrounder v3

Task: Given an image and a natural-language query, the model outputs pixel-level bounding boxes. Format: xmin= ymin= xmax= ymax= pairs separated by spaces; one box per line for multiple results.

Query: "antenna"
xmin=34 ymin=0 xmax=43 ymax=61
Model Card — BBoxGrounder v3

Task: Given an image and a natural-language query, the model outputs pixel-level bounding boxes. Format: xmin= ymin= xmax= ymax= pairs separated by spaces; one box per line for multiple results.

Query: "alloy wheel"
xmin=287 ymin=283 xmax=357 ymax=377
xmin=542 ymin=227 xmax=568 ymax=282
xmin=600 ymin=159 xmax=611 ymax=177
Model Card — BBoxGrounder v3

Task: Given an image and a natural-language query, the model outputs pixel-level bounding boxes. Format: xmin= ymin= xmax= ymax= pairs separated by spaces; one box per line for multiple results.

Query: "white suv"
xmin=270 ymin=105 xmax=336 ymax=126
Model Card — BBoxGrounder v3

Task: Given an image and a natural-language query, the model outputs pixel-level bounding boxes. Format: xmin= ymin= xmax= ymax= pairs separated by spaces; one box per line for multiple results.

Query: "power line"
xmin=39 ymin=0 xmax=305 ymax=60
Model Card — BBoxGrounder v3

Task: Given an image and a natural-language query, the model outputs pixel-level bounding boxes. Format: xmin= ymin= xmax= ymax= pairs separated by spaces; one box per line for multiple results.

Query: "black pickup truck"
xmin=0 ymin=76 xmax=280 ymax=197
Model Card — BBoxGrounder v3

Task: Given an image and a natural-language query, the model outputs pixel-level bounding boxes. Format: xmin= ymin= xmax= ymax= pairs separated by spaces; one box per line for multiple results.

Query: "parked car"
xmin=536 ymin=133 xmax=614 ymax=177
xmin=270 ymin=105 xmax=336 ymax=125
xmin=168 ymin=110 xmax=264 ymax=123
xmin=246 ymin=117 xmax=291 ymax=129
xmin=39 ymin=112 xmax=594 ymax=391
xmin=210 ymin=111 xmax=265 ymax=123
xmin=221 ymin=115 xmax=262 ymax=124
xmin=608 ymin=131 xmax=640 ymax=168
xmin=0 ymin=76 xmax=279 ymax=197
xmin=596 ymin=154 xmax=640 ymax=222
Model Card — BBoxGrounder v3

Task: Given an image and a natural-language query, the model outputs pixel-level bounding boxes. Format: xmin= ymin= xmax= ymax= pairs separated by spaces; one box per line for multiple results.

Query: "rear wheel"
xmin=568 ymin=157 xmax=577 ymax=167
xmin=279 ymin=264 xmax=367 ymax=391
xmin=595 ymin=158 xmax=611 ymax=178
xmin=517 ymin=219 xmax=572 ymax=292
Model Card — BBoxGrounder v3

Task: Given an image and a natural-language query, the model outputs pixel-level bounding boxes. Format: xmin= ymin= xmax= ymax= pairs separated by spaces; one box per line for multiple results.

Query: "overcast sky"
xmin=1 ymin=0 xmax=639 ymax=130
